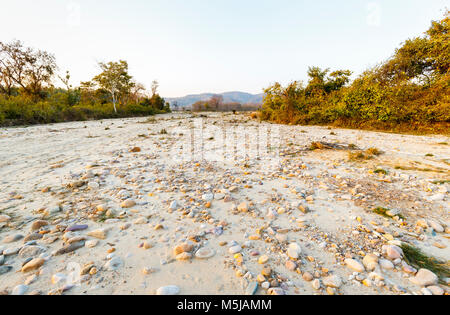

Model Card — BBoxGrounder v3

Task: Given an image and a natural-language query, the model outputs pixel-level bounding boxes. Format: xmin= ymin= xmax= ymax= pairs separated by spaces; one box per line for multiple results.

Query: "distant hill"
xmin=165 ymin=91 xmax=264 ymax=108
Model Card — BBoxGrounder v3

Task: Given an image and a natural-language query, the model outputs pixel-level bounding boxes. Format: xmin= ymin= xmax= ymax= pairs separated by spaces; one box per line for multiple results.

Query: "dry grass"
xmin=394 ymin=165 xmax=444 ymax=173
xmin=366 ymin=147 xmax=382 ymax=156
xmin=373 ymin=207 xmax=405 ymax=220
xmin=373 ymin=168 xmax=388 ymax=175
xmin=249 ymin=112 xmax=260 ymax=120
xmin=348 ymin=151 xmax=372 ymax=161
xmin=140 ymin=117 xmax=157 ymax=124
xmin=349 ymin=147 xmax=384 ymax=161
xmin=432 ymin=180 xmax=450 ymax=185
xmin=373 ymin=207 xmax=391 ymax=218
xmin=401 ymin=244 xmax=450 ymax=282
xmin=309 ymin=142 xmax=326 ymax=151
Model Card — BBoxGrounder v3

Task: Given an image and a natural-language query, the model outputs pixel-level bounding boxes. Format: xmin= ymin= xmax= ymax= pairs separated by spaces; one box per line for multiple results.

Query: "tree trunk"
xmin=112 ymin=92 xmax=117 ymax=113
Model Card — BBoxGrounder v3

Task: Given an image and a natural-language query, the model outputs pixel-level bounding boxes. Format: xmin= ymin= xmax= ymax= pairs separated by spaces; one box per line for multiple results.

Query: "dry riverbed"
xmin=0 ymin=112 xmax=449 ymax=295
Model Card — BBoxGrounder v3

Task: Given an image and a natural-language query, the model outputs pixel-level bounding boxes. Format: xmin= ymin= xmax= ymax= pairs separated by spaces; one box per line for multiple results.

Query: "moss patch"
xmin=374 ymin=169 xmax=389 ymax=175
xmin=373 ymin=207 xmax=405 ymax=220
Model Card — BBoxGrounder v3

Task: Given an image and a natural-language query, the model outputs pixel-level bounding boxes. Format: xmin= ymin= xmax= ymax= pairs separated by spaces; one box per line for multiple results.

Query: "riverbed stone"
xmin=156 ymin=285 xmax=180 ymax=295
xmin=410 ymin=269 xmax=438 ymax=287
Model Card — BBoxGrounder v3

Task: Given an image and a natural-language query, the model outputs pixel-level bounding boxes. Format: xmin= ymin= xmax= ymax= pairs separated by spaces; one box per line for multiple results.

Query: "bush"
xmin=259 ymin=13 xmax=450 ymax=134
xmin=0 ymin=94 xmax=166 ymax=127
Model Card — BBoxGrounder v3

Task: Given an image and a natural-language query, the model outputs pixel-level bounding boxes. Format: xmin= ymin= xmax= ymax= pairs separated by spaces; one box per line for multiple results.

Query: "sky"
xmin=0 ymin=0 xmax=447 ymax=97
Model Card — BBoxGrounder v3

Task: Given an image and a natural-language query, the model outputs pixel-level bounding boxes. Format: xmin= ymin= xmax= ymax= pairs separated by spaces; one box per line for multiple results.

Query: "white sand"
xmin=0 ymin=113 xmax=448 ymax=295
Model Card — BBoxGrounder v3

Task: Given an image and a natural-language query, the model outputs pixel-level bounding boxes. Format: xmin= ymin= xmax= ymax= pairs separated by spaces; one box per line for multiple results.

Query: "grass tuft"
xmin=394 ymin=165 xmax=443 ymax=173
xmin=309 ymin=142 xmax=325 ymax=151
xmin=349 ymin=151 xmax=372 ymax=161
xmin=373 ymin=207 xmax=405 ymax=220
xmin=374 ymin=168 xmax=389 ymax=175
xmin=349 ymin=147 xmax=383 ymax=161
xmin=432 ymin=180 xmax=450 ymax=185
xmin=142 ymin=117 xmax=157 ymax=124
xmin=373 ymin=207 xmax=391 ymax=218
xmin=366 ymin=147 xmax=383 ymax=156
xmin=401 ymin=244 xmax=450 ymax=282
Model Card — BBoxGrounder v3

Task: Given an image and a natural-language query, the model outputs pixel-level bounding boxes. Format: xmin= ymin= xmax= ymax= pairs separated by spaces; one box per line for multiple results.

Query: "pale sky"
xmin=0 ymin=0 xmax=447 ymax=97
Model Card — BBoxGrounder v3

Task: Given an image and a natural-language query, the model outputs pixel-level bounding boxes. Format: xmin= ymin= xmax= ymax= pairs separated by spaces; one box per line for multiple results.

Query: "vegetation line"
xmin=0 ymin=43 xmax=171 ymax=127
xmin=259 ymin=13 xmax=449 ymax=135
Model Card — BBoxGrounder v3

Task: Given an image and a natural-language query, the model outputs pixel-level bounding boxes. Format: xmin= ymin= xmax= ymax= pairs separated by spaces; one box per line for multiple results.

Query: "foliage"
xmin=0 ymin=40 xmax=57 ymax=99
xmin=260 ymin=12 xmax=450 ymax=134
xmin=0 ymin=42 xmax=170 ymax=126
xmin=0 ymin=93 xmax=159 ymax=126
xmin=92 ymin=60 xmax=133 ymax=113
xmin=401 ymin=244 xmax=450 ymax=281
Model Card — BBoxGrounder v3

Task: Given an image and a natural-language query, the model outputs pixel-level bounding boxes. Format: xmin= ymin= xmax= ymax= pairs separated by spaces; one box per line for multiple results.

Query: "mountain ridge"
xmin=165 ymin=91 xmax=264 ymax=108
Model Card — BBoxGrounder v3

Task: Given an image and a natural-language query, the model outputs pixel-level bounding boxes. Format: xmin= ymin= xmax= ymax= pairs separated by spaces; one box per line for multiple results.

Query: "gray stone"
xmin=0 ymin=265 xmax=13 ymax=275
xmin=105 ymin=256 xmax=123 ymax=271
xmin=156 ymin=285 xmax=180 ymax=295
xmin=18 ymin=246 xmax=46 ymax=259
xmin=12 ymin=284 xmax=28 ymax=295
xmin=229 ymin=245 xmax=242 ymax=254
xmin=3 ymin=247 xmax=20 ymax=256
xmin=312 ymin=279 xmax=321 ymax=290
xmin=410 ymin=269 xmax=438 ymax=287
xmin=65 ymin=224 xmax=89 ymax=232
xmin=2 ymin=234 xmax=24 ymax=244
xmin=245 ymin=282 xmax=259 ymax=295
xmin=169 ymin=201 xmax=178 ymax=210
xmin=427 ymin=285 xmax=444 ymax=296
xmin=345 ymin=259 xmax=365 ymax=273
xmin=268 ymin=288 xmax=285 ymax=295
xmin=54 ymin=241 xmax=85 ymax=256
xmin=323 ymin=275 xmax=342 ymax=288
xmin=384 ymin=245 xmax=403 ymax=260
xmin=202 ymin=193 xmax=214 ymax=202
xmin=195 ymin=247 xmax=215 ymax=259
xmin=23 ymin=233 xmax=43 ymax=243
xmin=379 ymin=259 xmax=394 ymax=270
xmin=428 ymin=220 xmax=444 ymax=233
xmin=0 ymin=215 xmax=11 ymax=223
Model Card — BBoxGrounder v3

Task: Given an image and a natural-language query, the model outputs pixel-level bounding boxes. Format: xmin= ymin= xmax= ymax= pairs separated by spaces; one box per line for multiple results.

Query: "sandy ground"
xmin=0 ymin=112 xmax=448 ymax=295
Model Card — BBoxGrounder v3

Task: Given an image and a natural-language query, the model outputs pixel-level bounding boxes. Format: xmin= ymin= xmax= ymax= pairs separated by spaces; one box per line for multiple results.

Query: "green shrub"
xmin=259 ymin=13 xmax=450 ymax=134
xmin=0 ymin=94 xmax=165 ymax=127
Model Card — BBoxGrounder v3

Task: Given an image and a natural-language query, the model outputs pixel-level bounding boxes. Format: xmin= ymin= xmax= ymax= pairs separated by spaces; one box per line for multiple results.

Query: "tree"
xmin=327 ymin=70 xmax=352 ymax=91
xmin=93 ymin=60 xmax=132 ymax=113
xmin=129 ymin=81 xmax=145 ymax=104
xmin=0 ymin=41 xmax=32 ymax=96
xmin=150 ymin=94 xmax=166 ymax=110
xmin=426 ymin=11 xmax=449 ymax=76
xmin=377 ymin=11 xmax=449 ymax=86
xmin=209 ymin=95 xmax=223 ymax=111
xmin=0 ymin=65 xmax=14 ymax=96
xmin=0 ymin=46 xmax=15 ymax=96
xmin=305 ymin=67 xmax=351 ymax=94
xmin=0 ymin=40 xmax=57 ymax=98
xmin=58 ymin=70 xmax=72 ymax=91
xmin=151 ymin=80 xmax=159 ymax=96
xmin=26 ymin=49 xmax=57 ymax=98
xmin=306 ymin=67 xmax=329 ymax=95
